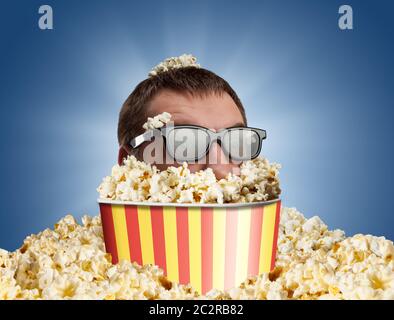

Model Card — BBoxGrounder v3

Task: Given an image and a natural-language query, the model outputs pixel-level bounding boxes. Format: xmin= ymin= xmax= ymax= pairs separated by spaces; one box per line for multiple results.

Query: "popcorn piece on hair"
xmin=148 ymin=54 xmax=201 ymax=77
xmin=142 ymin=112 xmax=172 ymax=130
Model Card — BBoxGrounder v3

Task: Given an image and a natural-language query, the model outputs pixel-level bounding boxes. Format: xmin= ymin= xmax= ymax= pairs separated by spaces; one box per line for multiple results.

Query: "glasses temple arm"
xmin=129 ymin=130 xmax=155 ymax=149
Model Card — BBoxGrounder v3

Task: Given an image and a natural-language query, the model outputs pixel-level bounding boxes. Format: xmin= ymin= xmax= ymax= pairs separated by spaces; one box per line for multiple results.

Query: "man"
xmin=117 ymin=56 xmax=265 ymax=179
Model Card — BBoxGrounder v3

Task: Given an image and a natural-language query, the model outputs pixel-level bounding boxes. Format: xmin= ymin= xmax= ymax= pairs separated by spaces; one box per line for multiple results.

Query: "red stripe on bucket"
xmin=270 ymin=201 xmax=281 ymax=271
xmin=151 ymin=206 xmax=167 ymax=275
xmin=125 ymin=205 xmax=142 ymax=265
xmin=100 ymin=203 xmax=118 ymax=264
xmin=247 ymin=206 xmax=264 ymax=276
xmin=176 ymin=207 xmax=190 ymax=284
xmin=201 ymin=208 xmax=213 ymax=294
xmin=224 ymin=208 xmax=238 ymax=290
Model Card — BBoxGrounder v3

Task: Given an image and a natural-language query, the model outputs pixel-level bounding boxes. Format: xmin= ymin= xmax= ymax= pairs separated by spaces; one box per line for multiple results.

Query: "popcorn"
xmin=148 ymin=54 xmax=201 ymax=77
xmin=97 ymin=154 xmax=281 ymax=204
xmin=0 ymin=214 xmax=199 ymax=300
xmin=142 ymin=111 xmax=172 ymax=130
xmin=0 ymin=207 xmax=393 ymax=300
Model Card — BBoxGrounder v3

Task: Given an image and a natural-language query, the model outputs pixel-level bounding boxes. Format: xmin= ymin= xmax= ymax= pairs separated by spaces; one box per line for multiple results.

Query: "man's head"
xmin=118 ymin=66 xmax=247 ymax=179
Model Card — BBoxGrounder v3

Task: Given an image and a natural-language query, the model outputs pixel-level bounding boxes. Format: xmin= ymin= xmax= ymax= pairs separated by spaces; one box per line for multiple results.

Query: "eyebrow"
xmin=227 ymin=122 xmax=246 ymax=128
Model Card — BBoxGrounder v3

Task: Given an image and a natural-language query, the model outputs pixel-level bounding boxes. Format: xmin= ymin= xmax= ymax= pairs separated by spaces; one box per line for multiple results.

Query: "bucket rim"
xmin=97 ymin=198 xmax=280 ymax=208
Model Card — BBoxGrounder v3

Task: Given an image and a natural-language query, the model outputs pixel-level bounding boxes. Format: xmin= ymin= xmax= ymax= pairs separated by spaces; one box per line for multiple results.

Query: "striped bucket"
xmin=98 ymin=199 xmax=281 ymax=294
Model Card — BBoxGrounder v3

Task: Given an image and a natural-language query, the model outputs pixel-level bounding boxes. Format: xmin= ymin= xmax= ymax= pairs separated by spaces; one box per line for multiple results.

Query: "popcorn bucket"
xmin=98 ymin=199 xmax=281 ymax=294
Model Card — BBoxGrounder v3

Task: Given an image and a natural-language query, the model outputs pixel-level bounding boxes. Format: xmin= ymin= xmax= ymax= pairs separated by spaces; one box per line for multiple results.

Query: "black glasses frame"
xmin=130 ymin=125 xmax=267 ymax=162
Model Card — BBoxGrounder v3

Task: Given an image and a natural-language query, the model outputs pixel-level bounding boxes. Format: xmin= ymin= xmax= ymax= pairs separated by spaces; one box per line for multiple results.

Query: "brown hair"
xmin=117 ymin=67 xmax=247 ymax=148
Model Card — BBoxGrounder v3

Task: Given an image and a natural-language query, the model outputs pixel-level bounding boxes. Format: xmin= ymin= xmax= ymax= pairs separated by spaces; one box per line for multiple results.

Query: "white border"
xmin=97 ymin=198 xmax=280 ymax=208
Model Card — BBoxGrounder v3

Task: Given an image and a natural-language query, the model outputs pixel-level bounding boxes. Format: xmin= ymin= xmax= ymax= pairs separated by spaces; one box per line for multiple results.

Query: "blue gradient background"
xmin=0 ymin=0 xmax=393 ymax=250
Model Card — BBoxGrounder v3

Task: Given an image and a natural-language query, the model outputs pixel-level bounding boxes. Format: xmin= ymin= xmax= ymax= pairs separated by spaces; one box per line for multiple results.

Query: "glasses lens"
xmin=167 ymin=127 xmax=210 ymax=162
xmin=222 ymin=128 xmax=261 ymax=160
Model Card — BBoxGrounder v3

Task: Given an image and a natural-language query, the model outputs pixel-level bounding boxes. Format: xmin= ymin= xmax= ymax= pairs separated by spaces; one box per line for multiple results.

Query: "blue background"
xmin=0 ymin=0 xmax=393 ymax=250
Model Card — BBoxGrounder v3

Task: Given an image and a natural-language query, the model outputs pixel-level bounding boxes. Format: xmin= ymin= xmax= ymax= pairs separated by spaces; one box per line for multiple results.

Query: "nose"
xmin=206 ymin=142 xmax=240 ymax=179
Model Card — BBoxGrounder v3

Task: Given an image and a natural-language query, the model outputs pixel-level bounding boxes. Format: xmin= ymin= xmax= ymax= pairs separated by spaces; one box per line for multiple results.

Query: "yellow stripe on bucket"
xmin=112 ymin=205 xmax=130 ymax=262
xmin=188 ymin=207 xmax=202 ymax=293
xmin=212 ymin=207 xmax=226 ymax=290
xmin=235 ymin=207 xmax=251 ymax=286
xmin=138 ymin=206 xmax=154 ymax=265
xmin=259 ymin=203 xmax=277 ymax=273
xmin=163 ymin=206 xmax=179 ymax=283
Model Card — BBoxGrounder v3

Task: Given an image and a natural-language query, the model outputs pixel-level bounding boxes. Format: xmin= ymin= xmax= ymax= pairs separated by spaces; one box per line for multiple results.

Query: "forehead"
xmin=147 ymin=89 xmax=245 ymax=130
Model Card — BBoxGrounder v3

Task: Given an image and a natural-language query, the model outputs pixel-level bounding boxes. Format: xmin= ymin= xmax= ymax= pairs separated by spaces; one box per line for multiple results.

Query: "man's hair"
xmin=117 ymin=67 xmax=247 ymax=148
